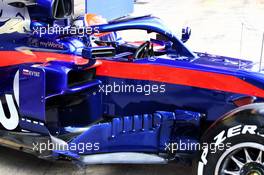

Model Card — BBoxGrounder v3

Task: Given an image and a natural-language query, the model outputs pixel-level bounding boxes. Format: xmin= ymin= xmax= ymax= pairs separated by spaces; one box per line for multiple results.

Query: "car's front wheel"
xmin=197 ymin=130 xmax=264 ymax=175
xmin=215 ymin=142 xmax=264 ymax=175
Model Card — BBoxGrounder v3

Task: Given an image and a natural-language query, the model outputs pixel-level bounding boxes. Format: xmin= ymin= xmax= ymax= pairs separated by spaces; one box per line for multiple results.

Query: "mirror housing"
xmin=181 ymin=27 xmax=191 ymax=43
xmin=82 ymin=47 xmax=116 ymax=59
xmin=27 ymin=0 xmax=73 ymax=20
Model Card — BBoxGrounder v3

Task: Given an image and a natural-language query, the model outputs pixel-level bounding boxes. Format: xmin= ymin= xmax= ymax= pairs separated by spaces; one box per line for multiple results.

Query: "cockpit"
xmin=88 ymin=29 xmax=173 ymax=61
xmin=79 ymin=15 xmax=196 ymax=61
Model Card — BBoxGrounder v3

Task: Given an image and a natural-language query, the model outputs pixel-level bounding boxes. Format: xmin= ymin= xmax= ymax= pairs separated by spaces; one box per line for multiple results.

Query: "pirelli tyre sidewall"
xmin=197 ymin=104 xmax=264 ymax=175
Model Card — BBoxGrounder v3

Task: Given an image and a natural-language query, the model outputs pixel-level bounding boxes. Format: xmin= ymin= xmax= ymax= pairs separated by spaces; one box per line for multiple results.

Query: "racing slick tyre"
xmin=196 ymin=104 xmax=264 ymax=175
xmin=197 ymin=133 xmax=264 ymax=175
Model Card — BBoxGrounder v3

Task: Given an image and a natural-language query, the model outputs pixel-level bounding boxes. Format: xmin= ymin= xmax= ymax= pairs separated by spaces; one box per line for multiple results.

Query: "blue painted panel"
xmin=69 ymin=111 xmax=175 ymax=155
xmin=86 ymin=0 xmax=134 ymax=20
xmin=19 ymin=66 xmax=46 ymax=122
xmin=97 ymin=76 xmax=239 ymax=121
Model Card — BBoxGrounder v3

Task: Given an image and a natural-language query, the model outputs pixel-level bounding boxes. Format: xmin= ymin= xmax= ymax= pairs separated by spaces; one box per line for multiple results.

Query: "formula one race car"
xmin=1 ymin=1 xmax=264 ymax=175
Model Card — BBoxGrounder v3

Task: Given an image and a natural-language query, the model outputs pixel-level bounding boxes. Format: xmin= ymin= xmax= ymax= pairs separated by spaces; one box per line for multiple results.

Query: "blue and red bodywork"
xmin=0 ymin=1 xmax=264 ymax=163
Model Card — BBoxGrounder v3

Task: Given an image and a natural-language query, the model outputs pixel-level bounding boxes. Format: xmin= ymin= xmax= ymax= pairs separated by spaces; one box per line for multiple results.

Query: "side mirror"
xmin=27 ymin=0 xmax=73 ymax=20
xmin=181 ymin=27 xmax=191 ymax=43
xmin=82 ymin=47 xmax=116 ymax=59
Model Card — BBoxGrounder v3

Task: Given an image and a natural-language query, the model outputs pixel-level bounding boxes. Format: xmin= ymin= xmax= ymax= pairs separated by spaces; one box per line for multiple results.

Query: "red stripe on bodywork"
xmin=96 ymin=60 xmax=264 ymax=98
xmin=0 ymin=51 xmax=88 ymax=66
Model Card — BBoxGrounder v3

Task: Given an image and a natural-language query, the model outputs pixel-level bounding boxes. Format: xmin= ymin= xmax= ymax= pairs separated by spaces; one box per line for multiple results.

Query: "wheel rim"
xmin=214 ymin=142 xmax=264 ymax=175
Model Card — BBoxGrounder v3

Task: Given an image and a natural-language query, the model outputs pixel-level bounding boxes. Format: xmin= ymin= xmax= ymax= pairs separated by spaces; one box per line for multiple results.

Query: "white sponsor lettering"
xmin=0 ymin=94 xmax=19 ymax=130
xmin=198 ymin=125 xmax=258 ymax=174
